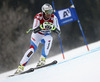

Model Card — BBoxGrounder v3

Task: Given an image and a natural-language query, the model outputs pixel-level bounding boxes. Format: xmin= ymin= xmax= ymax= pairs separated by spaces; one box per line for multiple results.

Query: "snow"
xmin=0 ymin=41 xmax=100 ymax=82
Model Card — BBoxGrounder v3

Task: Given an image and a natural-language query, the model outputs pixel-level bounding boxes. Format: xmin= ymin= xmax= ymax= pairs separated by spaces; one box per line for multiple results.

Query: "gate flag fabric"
xmin=54 ymin=7 xmax=78 ymax=26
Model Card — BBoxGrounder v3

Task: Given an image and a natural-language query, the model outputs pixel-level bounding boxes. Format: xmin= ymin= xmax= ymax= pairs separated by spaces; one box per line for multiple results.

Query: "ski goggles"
xmin=45 ymin=9 xmax=53 ymax=14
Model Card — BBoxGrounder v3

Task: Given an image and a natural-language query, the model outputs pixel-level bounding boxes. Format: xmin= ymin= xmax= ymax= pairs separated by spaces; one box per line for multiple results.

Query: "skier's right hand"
xmin=40 ymin=22 xmax=53 ymax=30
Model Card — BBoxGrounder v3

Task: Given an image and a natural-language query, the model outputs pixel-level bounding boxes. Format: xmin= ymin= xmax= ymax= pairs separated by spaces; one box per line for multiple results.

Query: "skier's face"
xmin=44 ymin=9 xmax=53 ymax=18
xmin=45 ymin=13 xmax=51 ymax=18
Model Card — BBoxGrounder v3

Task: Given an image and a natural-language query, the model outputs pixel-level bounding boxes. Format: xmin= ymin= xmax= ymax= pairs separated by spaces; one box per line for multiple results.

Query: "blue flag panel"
xmin=54 ymin=7 xmax=78 ymax=26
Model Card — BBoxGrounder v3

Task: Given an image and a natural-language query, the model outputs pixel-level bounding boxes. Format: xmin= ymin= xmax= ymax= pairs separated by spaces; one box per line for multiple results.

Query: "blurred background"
xmin=0 ymin=0 xmax=100 ymax=73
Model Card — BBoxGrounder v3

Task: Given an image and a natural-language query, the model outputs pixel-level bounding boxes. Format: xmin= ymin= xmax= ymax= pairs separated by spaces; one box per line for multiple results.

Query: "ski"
xmin=8 ymin=60 xmax=57 ymax=77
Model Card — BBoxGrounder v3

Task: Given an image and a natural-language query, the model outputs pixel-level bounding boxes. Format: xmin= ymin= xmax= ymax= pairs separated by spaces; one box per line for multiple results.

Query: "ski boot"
xmin=37 ymin=55 xmax=46 ymax=67
xmin=15 ymin=65 xmax=24 ymax=74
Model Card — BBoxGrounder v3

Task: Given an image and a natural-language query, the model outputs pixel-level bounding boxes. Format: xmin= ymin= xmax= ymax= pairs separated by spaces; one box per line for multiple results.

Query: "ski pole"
xmin=26 ymin=28 xmax=33 ymax=34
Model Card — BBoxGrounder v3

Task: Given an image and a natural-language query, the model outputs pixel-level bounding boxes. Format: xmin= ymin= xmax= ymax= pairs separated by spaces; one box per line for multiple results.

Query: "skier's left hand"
xmin=43 ymin=22 xmax=54 ymax=30
xmin=51 ymin=26 xmax=61 ymax=35
xmin=52 ymin=28 xmax=61 ymax=35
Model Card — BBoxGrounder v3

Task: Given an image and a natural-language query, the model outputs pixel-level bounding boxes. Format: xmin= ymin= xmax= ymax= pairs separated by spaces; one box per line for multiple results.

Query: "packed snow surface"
xmin=0 ymin=41 xmax=100 ymax=82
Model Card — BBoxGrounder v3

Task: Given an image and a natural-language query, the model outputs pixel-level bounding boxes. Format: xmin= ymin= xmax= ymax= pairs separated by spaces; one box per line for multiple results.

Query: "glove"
xmin=43 ymin=22 xmax=61 ymax=35
xmin=52 ymin=26 xmax=61 ymax=35
xmin=32 ymin=22 xmax=52 ymax=33
xmin=33 ymin=22 xmax=47 ymax=33
xmin=53 ymin=28 xmax=61 ymax=35
xmin=42 ymin=22 xmax=53 ymax=30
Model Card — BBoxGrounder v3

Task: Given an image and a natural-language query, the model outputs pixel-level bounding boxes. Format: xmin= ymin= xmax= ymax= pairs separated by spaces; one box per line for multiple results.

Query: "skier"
xmin=15 ymin=3 xmax=61 ymax=74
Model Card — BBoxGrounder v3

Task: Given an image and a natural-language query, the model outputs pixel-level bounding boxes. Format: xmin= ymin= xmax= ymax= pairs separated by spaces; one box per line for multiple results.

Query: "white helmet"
xmin=42 ymin=3 xmax=53 ymax=14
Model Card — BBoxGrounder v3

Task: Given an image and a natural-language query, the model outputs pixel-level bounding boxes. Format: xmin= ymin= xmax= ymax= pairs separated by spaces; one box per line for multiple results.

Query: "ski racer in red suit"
xmin=15 ymin=3 xmax=61 ymax=74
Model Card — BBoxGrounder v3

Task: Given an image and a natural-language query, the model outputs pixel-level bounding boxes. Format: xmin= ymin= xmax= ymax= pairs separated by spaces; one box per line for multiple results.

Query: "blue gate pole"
xmin=52 ymin=1 xmax=65 ymax=59
xmin=58 ymin=34 xmax=65 ymax=59
xmin=70 ymin=0 xmax=89 ymax=51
